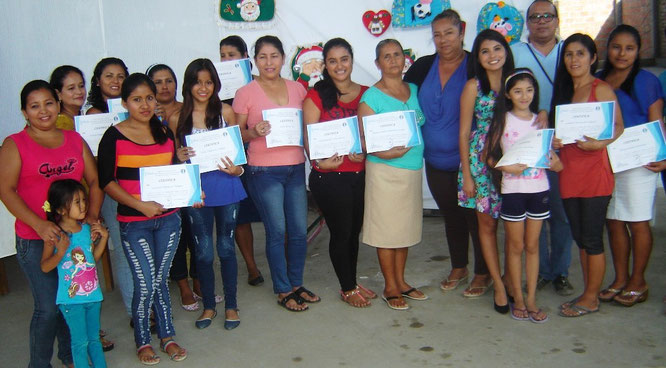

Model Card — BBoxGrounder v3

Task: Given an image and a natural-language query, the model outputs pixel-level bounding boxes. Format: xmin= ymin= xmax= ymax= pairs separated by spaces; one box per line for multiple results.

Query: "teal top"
xmin=360 ymin=83 xmax=425 ymax=170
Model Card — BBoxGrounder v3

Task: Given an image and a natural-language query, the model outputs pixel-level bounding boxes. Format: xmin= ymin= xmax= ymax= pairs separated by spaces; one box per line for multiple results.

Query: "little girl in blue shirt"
xmin=41 ymin=179 xmax=108 ymax=368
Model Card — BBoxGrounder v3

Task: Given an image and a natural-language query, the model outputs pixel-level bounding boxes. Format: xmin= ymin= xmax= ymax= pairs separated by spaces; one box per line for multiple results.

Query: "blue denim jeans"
xmin=184 ymin=203 xmax=239 ymax=310
xmin=247 ymin=164 xmax=308 ymax=294
xmin=119 ymin=211 xmax=181 ymax=348
xmin=16 ymin=236 xmax=72 ymax=368
xmin=59 ymin=302 xmax=106 ymax=368
xmin=538 ymin=170 xmax=574 ymax=280
xmin=102 ymin=194 xmax=133 ymax=316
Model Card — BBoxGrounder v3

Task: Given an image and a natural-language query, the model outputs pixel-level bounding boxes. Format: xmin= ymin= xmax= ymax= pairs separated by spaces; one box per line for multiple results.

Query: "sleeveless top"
xmin=56 ymin=224 xmax=103 ymax=305
xmin=10 ymin=129 xmax=85 ymax=239
xmin=559 ymin=79 xmax=614 ymax=198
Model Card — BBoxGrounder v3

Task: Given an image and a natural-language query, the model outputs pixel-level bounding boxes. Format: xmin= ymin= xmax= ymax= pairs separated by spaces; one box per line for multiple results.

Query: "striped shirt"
xmin=98 ymin=126 xmax=177 ymax=222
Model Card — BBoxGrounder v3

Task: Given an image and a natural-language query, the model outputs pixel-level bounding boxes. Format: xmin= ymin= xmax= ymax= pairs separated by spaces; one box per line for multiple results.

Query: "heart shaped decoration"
xmin=362 ymin=10 xmax=392 ymax=37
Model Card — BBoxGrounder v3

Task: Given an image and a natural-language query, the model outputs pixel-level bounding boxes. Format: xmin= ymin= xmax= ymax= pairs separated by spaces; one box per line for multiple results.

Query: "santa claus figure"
xmin=238 ymin=0 xmax=260 ymax=22
xmin=291 ymin=45 xmax=324 ymax=89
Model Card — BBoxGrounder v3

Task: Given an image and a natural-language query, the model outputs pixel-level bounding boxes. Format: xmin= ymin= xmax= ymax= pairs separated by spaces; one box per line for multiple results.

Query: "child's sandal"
xmin=160 ymin=339 xmax=187 ymax=362
xmin=137 ymin=344 xmax=160 ymax=366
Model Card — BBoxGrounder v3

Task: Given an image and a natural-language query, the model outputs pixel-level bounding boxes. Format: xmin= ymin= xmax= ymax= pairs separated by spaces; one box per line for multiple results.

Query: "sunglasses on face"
xmin=528 ymin=13 xmax=557 ymax=23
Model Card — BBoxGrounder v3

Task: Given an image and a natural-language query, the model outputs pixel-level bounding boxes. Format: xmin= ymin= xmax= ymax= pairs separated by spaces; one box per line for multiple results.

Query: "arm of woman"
xmin=40 ymin=233 xmax=69 ymax=272
xmin=644 ymin=97 xmax=666 ymax=172
xmin=577 ymin=85 xmax=624 ymax=150
xmin=167 ymin=110 xmax=193 ymax=163
xmin=0 ymin=138 xmax=61 ymax=243
xmin=358 ymin=102 xmax=410 ymax=160
xmin=459 ymin=80 xmax=477 ymax=198
xmin=81 ymin=142 xmax=103 ymax=223
xmin=303 ymin=97 xmax=343 ymax=170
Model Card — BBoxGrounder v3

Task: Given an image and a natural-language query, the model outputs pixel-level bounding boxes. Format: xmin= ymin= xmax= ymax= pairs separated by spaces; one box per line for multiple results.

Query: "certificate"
xmin=555 ymin=101 xmax=615 ymax=144
xmin=306 ymin=116 xmax=362 ymax=160
xmin=496 ymin=129 xmax=555 ymax=169
xmin=214 ymin=59 xmax=253 ymax=100
xmin=262 ymin=108 xmax=303 ymax=148
xmin=184 ymin=125 xmax=247 ymax=173
xmin=139 ymin=164 xmax=202 ymax=208
xmin=107 ymin=98 xmax=129 ymax=122
xmin=607 ymin=121 xmax=666 ymax=173
xmin=362 ymin=110 xmax=420 ymax=153
xmin=74 ymin=113 xmax=118 ymax=156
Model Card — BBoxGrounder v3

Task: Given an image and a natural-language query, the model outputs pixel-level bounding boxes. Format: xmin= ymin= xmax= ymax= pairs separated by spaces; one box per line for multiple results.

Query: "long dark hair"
xmin=121 ymin=73 xmax=168 ymax=145
xmin=486 ymin=68 xmax=540 ymax=186
xmin=87 ymin=57 xmax=129 ymax=113
xmin=549 ymin=33 xmax=598 ymax=126
xmin=313 ymin=38 xmax=354 ymax=111
xmin=176 ymin=58 xmax=222 ymax=143
xmin=46 ymin=179 xmax=86 ymax=225
xmin=598 ymin=24 xmax=641 ymax=95
xmin=49 ymin=65 xmax=85 ymax=109
xmin=220 ymin=35 xmax=249 ymax=56
xmin=20 ymin=80 xmax=58 ymax=110
xmin=470 ymin=29 xmax=515 ymax=95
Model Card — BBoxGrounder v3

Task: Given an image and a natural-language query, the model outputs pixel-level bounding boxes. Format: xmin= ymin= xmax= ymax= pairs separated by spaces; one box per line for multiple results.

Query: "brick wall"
xmin=557 ymin=0 xmax=656 ymax=61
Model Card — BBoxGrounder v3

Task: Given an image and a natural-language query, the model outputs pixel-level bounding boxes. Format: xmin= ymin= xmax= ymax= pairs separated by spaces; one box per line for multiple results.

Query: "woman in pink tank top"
xmin=0 ymin=80 xmax=102 ymax=367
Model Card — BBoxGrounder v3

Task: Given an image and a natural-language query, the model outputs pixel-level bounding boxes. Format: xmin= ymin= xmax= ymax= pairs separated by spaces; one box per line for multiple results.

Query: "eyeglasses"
xmin=528 ymin=13 xmax=557 ymax=23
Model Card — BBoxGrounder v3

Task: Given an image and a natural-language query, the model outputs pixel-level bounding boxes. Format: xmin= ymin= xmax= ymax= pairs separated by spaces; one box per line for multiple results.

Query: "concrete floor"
xmin=1 ymin=191 xmax=665 ymax=368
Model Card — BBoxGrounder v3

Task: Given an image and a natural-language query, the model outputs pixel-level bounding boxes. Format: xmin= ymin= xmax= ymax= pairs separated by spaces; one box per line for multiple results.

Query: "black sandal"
xmin=277 ymin=293 xmax=309 ymax=312
xmin=294 ymin=286 xmax=321 ymax=303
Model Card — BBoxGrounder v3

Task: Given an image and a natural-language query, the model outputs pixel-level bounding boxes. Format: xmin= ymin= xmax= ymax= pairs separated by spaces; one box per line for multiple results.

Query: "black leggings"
xmin=309 ymin=170 xmax=365 ymax=292
xmin=562 ymin=196 xmax=611 ymax=255
xmin=425 ymin=163 xmax=488 ymax=275
xmin=169 ymin=216 xmax=197 ymax=281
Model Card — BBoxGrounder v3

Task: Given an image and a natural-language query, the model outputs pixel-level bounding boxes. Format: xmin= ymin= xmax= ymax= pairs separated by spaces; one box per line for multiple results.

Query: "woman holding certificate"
xmin=357 ymin=39 xmax=427 ymax=311
xmin=98 ymin=73 xmax=187 ymax=364
xmin=0 ymin=80 xmax=103 ymax=367
xmin=403 ymin=9 xmax=491 ymax=298
xmin=597 ymin=25 xmax=664 ymax=307
xmin=303 ymin=38 xmax=375 ymax=308
xmin=233 ymin=36 xmax=316 ymax=312
xmin=169 ymin=58 xmax=246 ymax=329
xmin=550 ymin=34 xmax=623 ymax=317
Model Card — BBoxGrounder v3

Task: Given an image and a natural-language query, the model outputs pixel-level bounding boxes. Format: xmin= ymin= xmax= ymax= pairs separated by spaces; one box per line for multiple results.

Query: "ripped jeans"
xmin=183 ymin=203 xmax=239 ymax=311
xmin=119 ymin=211 xmax=181 ymax=348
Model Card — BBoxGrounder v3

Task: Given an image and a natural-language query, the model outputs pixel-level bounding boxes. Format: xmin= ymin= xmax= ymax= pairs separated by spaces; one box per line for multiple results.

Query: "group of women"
xmin=1 ymin=3 xmax=664 ymax=366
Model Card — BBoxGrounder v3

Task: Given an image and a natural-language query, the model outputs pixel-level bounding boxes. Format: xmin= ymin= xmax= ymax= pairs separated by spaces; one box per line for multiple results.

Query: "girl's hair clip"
xmin=42 ymin=200 xmax=52 ymax=213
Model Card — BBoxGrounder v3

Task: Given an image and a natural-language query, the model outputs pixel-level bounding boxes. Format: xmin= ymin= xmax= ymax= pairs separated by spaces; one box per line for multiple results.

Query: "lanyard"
xmin=526 ymin=42 xmax=561 ymax=86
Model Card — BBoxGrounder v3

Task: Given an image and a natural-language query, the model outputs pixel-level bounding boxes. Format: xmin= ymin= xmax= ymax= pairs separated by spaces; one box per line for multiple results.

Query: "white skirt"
xmin=606 ymin=167 xmax=658 ymax=221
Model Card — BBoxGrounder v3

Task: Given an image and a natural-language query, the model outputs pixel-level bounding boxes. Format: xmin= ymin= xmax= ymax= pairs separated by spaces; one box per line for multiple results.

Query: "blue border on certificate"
xmin=597 ymin=101 xmax=615 ymax=140
xmin=534 ymin=129 xmax=555 ymax=168
xmin=227 ymin=125 xmax=248 ymax=165
xmin=403 ymin=111 xmax=420 ymax=148
xmin=185 ymin=164 xmax=203 ymax=206
xmin=646 ymin=121 xmax=666 ymax=161
xmin=347 ymin=116 xmax=363 ymax=154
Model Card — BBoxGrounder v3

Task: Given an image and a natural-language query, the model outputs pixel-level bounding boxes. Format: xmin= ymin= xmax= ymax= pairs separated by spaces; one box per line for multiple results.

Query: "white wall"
xmin=0 ymin=0 xmax=532 ymax=140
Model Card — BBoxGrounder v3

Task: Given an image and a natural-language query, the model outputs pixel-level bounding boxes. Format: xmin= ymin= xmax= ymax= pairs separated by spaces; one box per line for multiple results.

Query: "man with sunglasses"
xmin=511 ymin=0 xmax=575 ymax=297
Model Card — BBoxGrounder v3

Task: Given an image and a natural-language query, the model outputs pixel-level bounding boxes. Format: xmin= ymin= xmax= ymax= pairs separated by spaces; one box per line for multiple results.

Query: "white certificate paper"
xmin=496 ymin=129 xmax=555 ymax=169
xmin=607 ymin=121 xmax=666 ymax=173
xmin=184 ymin=125 xmax=247 ymax=173
xmin=107 ymin=98 xmax=129 ymax=122
xmin=74 ymin=113 xmax=118 ymax=156
xmin=307 ymin=116 xmax=362 ymax=160
xmin=362 ymin=110 xmax=420 ymax=153
xmin=139 ymin=164 xmax=202 ymax=208
xmin=555 ymin=101 xmax=615 ymax=144
xmin=214 ymin=59 xmax=252 ymax=100
xmin=262 ymin=108 xmax=303 ymax=148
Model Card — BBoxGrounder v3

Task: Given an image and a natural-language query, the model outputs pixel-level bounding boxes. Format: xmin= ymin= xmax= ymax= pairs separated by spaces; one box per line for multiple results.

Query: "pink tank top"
xmin=10 ymin=129 xmax=85 ymax=239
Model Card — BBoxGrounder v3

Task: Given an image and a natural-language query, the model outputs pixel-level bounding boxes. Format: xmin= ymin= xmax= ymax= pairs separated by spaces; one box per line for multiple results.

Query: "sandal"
xmin=100 ymin=335 xmax=114 ymax=352
xmin=137 ymin=345 xmax=160 ymax=366
xmin=382 ymin=295 xmax=409 ymax=310
xmin=181 ymin=301 xmax=200 ymax=312
xmin=613 ymin=288 xmax=649 ymax=307
xmin=401 ymin=287 xmax=428 ymax=300
xmin=160 ymin=339 xmax=187 ymax=362
xmin=559 ymin=297 xmax=579 ymax=310
xmin=440 ymin=272 xmax=469 ymax=291
xmin=294 ymin=286 xmax=320 ymax=303
xmin=277 ymin=292 xmax=308 ymax=312
xmin=248 ymin=274 xmax=264 ymax=286
xmin=559 ymin=304 xmax=599 ymax=317
xmin=510 ymin=305 xmax=529 ymax=321
xmin=192 ymin=293 xmax=224 ymax=304
xmin=357 ymin=284 xmax=378 ymax=299
xmin=599 ymin=286 xmax=623 ymax=302
xmin=340 ymin=288 xmax=370 ymax=308
xmin=527 ymin=308 xmax=549 ymax=323
xmin=463 ymin=279 xmax=493 ymax=298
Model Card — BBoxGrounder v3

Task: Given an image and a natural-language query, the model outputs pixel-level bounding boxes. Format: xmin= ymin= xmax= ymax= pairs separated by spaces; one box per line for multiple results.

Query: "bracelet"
xmin=236 ymin=166 xmax=245 ymax=177
xmin=313 ymin=160 xmax=321 ymax=170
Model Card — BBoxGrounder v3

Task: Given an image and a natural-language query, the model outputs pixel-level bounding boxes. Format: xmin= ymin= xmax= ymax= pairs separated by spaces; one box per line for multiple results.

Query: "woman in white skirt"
xmin=357 ymin=39 xmax=427 ymax=310
xmin=597 ymin=25 xmax=665 ymax=306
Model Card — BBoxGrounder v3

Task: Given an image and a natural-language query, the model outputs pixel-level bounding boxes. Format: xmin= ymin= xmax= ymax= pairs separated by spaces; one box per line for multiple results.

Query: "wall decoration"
xmin=290 ymin=44 xmax=324 ymax=89
xmin=391 ymin=0 xmax=451 ymax=28
xmin=362 ymin=10 xmax=392 ymax=37
xmin=476 ymin=1 xmax=524 ymax=45
xmin=403 ymin=48 xmax=416 ymax=76
xmin=218 ymin=0 xmax=276 ymax=29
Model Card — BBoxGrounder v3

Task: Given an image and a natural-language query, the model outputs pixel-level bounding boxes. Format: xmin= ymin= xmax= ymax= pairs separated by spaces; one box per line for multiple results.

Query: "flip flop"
xmin=510 ymin=305 xmax=530 ymax=321
xmin=137 ymin=345 xmax=160 ymax=366
xmin=463 ymin=279 xmax=494 ymax=298
xmin=528 ymin=309 xmax=549 ymax=323
xmin=559 ymin=297 xmax=579 ymax=310
xmin=559 ymin=304 xmax=599 ymax=317
xmin=440 ymin=273 xmax=469 ymax=291
xmin=382 ymin=295 xmax=409 ymax=310
xmin=160 ymin=339 xmax=187 ymax=362
xmin=401 ymin=287 xmax=428 ymax=300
